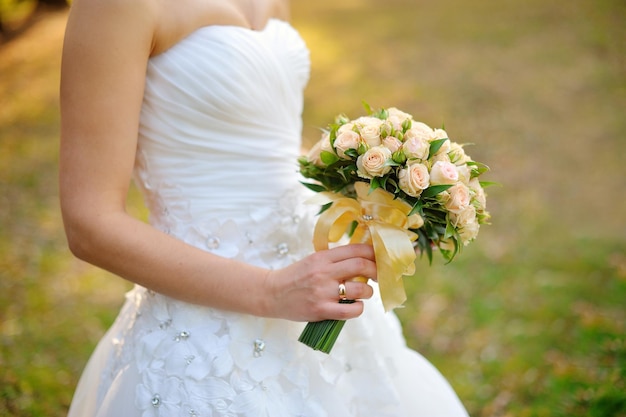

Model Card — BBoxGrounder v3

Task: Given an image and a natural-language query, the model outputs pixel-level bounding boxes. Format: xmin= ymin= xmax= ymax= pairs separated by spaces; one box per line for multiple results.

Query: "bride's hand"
xmin=263 ymin=244 xmax=376 ymax=322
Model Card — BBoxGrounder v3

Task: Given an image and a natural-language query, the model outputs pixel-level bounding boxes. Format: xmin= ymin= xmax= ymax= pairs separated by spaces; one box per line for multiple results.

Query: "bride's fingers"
xmin=325 ymin=299 xmax=365 ymax=320
xmin=334 ymin=280 xmax=373 ymax=301
xmin=329 ymin=256 xmax=377 ymax=283
xmin=324 ymin=244 xmax=376 ymax=263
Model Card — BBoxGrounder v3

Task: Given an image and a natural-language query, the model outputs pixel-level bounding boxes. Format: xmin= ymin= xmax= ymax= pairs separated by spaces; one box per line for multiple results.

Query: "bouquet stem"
xmin=298 ymin=299 xmax=355 ymax=354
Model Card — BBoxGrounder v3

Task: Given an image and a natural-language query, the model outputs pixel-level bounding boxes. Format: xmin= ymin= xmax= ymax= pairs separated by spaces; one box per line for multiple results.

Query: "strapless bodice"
xmin=134 ymin=19 xmax=310 ymax=230
xmin=133 ymin=19 xmax=315 ymax=267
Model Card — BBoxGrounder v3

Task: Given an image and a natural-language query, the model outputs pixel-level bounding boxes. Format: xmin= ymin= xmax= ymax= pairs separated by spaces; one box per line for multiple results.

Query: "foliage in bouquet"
xmin=299 ymin=104 xmax=492 ymax=263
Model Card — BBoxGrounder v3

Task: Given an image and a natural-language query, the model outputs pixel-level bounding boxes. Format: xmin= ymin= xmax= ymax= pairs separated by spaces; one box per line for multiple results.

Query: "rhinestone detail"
xmin=275 ymin=242 xmax=289 ymax=257
xmin=174 ymin=330 xmax=190 ymax=342
xmin=206 ymin=236 xmax=221 ymax=250
xmin=151 ymin=394 xmax=161 ymax=408
xmin=253 ymin=338 xmax=266 ymax=357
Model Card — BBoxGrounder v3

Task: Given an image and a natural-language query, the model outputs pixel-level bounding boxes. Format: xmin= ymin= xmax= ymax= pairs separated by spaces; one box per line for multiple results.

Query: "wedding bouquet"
xmin=298 ymin=104 xmax=492 ymax=353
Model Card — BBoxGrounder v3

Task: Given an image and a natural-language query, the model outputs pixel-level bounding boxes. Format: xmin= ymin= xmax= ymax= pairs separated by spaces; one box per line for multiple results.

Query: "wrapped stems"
xmin=298 ymin=277 xmax=368 ymax=354
xmin=298 ymin=300 xmax=355 ymax=354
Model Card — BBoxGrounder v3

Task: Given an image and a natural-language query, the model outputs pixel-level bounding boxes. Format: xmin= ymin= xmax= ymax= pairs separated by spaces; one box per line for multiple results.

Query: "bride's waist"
xmin=146 ymin=186 xmax=317 ymax=268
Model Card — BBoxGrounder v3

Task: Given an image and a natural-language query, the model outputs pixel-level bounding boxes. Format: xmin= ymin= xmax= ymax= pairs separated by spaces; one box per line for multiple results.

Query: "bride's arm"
xmin=60 ymin=0 xmax=375 ymax=322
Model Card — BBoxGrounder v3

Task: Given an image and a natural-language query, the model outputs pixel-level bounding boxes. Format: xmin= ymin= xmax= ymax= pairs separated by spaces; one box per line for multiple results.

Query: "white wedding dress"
xmin=67 ymin=19 xmax=468 ymax=417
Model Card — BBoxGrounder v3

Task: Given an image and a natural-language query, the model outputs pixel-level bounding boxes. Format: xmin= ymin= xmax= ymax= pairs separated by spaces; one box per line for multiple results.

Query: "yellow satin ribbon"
xmin=311 ymin=182 xmax=423 ymax=311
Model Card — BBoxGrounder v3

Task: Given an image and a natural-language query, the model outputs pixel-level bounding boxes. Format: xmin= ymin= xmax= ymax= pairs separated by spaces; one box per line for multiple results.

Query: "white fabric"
xmin=67 ymin=19 xmax=469 ymax=417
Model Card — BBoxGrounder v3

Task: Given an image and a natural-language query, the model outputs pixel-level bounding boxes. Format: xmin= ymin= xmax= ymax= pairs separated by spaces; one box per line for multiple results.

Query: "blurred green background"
xmin=1 ymin=1 xmax=625 ymax=416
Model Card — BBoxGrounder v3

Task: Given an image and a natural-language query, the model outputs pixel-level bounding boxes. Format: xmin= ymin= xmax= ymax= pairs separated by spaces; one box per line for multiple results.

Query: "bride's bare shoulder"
xmin=63 ymin=0 xmax=159 ymax=57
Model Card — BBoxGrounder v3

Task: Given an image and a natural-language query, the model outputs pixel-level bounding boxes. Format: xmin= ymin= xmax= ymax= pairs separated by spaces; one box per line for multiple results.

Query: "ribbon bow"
xmin=311 ymin=182 xmax=423 ymax=311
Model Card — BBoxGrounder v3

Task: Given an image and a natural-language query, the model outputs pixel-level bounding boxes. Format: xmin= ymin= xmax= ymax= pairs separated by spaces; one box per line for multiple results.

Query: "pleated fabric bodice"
xmin=134 ymin=19 xmax=315 ymax=267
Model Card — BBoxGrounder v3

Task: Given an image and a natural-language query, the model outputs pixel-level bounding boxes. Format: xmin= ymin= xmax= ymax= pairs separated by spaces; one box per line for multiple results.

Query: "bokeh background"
xmin=1 ymin=1 xmax=625 ymax=416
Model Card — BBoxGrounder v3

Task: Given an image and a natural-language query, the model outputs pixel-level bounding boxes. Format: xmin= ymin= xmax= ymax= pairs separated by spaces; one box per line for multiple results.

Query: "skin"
xmin=59 ymin=0 xmax=376 ymax=322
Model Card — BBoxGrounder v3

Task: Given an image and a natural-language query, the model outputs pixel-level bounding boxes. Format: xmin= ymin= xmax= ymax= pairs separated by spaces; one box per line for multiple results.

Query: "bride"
xmin=60 ymin=0 xmax=469 ymax=415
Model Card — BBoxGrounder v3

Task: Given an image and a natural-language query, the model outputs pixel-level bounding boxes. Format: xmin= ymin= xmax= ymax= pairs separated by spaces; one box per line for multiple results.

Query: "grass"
xmin=1 ymin=1 xmax=625 ymax=416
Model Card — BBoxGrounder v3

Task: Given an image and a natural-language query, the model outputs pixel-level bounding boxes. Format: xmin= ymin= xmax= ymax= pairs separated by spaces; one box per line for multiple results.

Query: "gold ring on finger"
xmin=338 ymin=282 xmax=347 ymax=301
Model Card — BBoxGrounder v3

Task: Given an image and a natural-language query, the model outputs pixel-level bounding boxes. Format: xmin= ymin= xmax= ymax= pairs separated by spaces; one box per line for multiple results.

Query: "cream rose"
xmin=430 ymin=161 xmax=459 ymax=185
xmin=430 ymin=152 xmax=451 ymax=164
xmin=469 ymin=178 xmax=487 ymax=211
xmin=382 ymin=136 xmax=403 ymax=153
xmin=402 ymin=135 xmax=429 ymax=160
xmin=354 ymin=117 xmax=384 ymax=147
xmin=459 ymin=218 xmax=479 ymax=244
xmin=445 ymin=183 xmax=471 ymax=213
xmin=306 ymin=137 xmax=328 ymax=166
xmin=386 ymin=108 xmax=413 ymax=131
xmin=456 ymin=164 xmax=471 ymax=185
xmin=404 ymin=124 xmax=433 ymax=142
xmin=432 ymin=128 xmax=448 ymax=140
xmin=398 ymin=163 xmax=430 ymax=197
xmin=334 ymin=130 xmax=361 ymax=160
xmin=448 ymin=142 xmax=470 ymax=164
xmin=337 ymin=122 xmax=355 ymax=134
xmin=356 ymin=145 xmax=392 ymax=178
xmin=320 ymin=132 xmax=333 ymax=151
xmin=387 ymin=116 xmax=404 ymax=132
xmin=451 ymin=205 xmax=476 ymax=227
xmin=449 ymin=205 xmax=479 ymax=244
xmin=386 ymin=107 xmax=413 ymax=121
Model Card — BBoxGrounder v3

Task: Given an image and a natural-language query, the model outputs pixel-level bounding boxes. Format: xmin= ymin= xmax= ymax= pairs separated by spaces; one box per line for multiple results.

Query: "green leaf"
xmin=300 ymin=182 xmax=326 ymax=193
xmin=384 ymin=159 xmax=401 ymax=167
xmin=428 ymin=138 xmax=448 ymax=157
xmin=408 ymin=200 xmax=423 ymax=217
xmin=479 ymin=180 xmax=501 ymax=188
xmin=318 ymin=202 xmax=333 ymax=214
xmin=416 ymin=228 xmax=434 ymax=264
xmin=370 ymin=177 xmax=381 ymax=191
xmin=425 ymin=241 xmax=433 ymax=265
xmin=378 ymin=175 xmax=389 ymax=189
xmin=329 ymin=128 xmax=338 ymax=145
xmin=444 ymin=219 xmax=456 ymax=239
xmin=386 ymin=177 xmax=400 ymax=194
xmin=467 ymin=161 xmax=490 ymax=176
xmin=338 ymin=165 xmax=357 ymax=183
xmin=320 ymin=150 xmax=339 ymax=165
xmin=421 ymin=184 xmax=453 ymax=198
xmin=344 ymin=148 xmax=359 ymax=159
xmin=362 ymin=100 xmax=374 ymax=115
xmin=440 ymin=237 xmax=460 ymax=264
